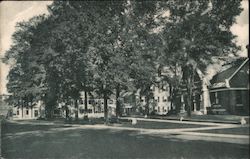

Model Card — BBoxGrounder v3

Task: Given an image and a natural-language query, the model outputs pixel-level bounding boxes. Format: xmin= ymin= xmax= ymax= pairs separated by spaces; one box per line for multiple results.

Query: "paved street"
xmin=1 ymin=119 xmax=249 ymax=159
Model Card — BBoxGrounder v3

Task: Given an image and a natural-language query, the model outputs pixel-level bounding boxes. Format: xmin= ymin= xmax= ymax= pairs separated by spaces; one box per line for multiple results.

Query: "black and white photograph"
xmin=0 ymin=1 xmax=249 ymax=159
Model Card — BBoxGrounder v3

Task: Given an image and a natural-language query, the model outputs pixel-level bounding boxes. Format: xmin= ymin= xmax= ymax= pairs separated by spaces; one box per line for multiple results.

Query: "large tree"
xmin=3 ymin=15 xmax=50 ymax=117
xmin=158 ymin=0 xmax=242 ymax=116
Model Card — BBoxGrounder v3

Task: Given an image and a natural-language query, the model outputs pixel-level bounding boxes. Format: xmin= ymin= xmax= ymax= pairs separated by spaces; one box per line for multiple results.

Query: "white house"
xmin=139 ymin=82 xmax=172 ymax=115
xmin=62 ymin=91 xmax=117 ymax=118
xmin=152 ymin=83 xmax=172 ymax=115
xmin=12 ymin=100 xmax=45 ymax=120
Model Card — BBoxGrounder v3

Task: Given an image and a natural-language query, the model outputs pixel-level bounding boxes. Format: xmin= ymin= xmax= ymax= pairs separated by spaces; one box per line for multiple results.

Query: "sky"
xmin=0 ymin=1 xmax=52 ymax=94
xmin=0 ymin=1 xmax=249 ymax=94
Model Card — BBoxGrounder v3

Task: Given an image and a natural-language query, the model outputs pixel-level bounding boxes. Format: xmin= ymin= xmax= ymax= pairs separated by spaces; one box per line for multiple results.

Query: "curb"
xmin=128 ymin=116 xmax=244 ymax=125
xmin=159 ymin=118 xmax=241 ymax=125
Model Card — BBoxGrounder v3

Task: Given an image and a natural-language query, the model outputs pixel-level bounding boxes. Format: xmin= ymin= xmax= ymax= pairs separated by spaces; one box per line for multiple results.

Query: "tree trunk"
xmin=145 ymin=96 xmax=150 ymax=116
xmin=104 ymin=91 xmax=108 ymax=124
xmin=115 ymin=84 xmax=120 ymax=117
xmin=186 ymin=67 xmax=195 ymax=117
xmin=186 ymin=85 xmax=192 ymax=117
xmin=30 ymin=98 xmax=33 ymax=118
xmin=74 ymin=99 xmax=78 ymax=120
xmin=169 ymin=84 xmax=173 ymax=110
xmin=84 ymin=91 xmax=88 ymax=112
xmin=45 ymin=103 xmax=53 ymax=119
xmin=44 ymin=95 xmax=55 ymax=119
xmin=65 ymin=105 xmax=69 ymax=119
xmin=46 ymin=106 xmax=50 ymax=118
xmin=22 ymin=99 xmax=24 ymax=118
xmin=31 ymin=105 xmax=33 ymax=118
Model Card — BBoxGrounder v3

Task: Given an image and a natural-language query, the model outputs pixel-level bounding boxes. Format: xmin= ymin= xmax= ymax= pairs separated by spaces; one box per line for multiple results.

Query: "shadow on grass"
xmin=1 ymin=121 xmax=72 ymax=134
xmin=2 ymin=126 xmax=249 ymax=159
xmin=193 ymin=125 xmax=250 ymax=135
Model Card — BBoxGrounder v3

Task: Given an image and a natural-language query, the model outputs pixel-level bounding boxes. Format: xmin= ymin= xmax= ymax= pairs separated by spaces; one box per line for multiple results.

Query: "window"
xmin=26 ymin=110 xmax=29 ymax=115
xmin=152 ymin=97 xmax=156 ymax=102
xmin=210 ymin=92 xmax=216 ymax=104
xmin=34 ymin=110 xmax=39 ymax=117
xmin=236 ymin=91 xmax=243 ymax=105
xmin=215 ymin=92 xmax=219 ymax=104
xmin=80 ymin=99 xmax=84 ymax=104
xmin=140 ymin=97 xmax=144 ymax=102
xmin=89 ymin=100 xmax=94 ymax=104
xmin=80 ymin=109 xmax=85 ymax=114
xmin=163 ymin=96 xmax=167 ymax=102
xmin=88 ymin=109 xmax=92 ymax=113
xmin=17 ymin=110 xmax=19 ymax=115
xmin=158 ymin=97 xmax=160 ymax=102
xmin=109 ymin=100 xmax=113 ymax=104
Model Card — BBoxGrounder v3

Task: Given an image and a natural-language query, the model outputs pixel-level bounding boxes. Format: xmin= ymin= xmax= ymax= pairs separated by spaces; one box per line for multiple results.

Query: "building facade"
xmin=12 ymin=100 xmax=45 ymax=120
xmin=209 ymin=58 xmax=249 ymax=115
xmin=61 ymin=92 xmax=117 ymax=118
xmin=142 ymin=82 xmax=171 ymax=115
xmin=121 ymin=80 xmax=172 ymax=116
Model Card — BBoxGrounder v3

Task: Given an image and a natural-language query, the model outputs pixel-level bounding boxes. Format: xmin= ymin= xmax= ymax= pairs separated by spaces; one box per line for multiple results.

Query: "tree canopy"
xmin=2 ymin=0 xmax=243 ymax=119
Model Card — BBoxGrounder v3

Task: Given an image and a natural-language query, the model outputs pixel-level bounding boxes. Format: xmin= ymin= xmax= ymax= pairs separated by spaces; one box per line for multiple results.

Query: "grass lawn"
xmin=2 ymin=121 xmax=72 ymax=134
xmin=1 ymin=120 xmax=249 ymax=159
xmin=193 ymin=125 xmax=250 ymax=135
xmin=113 ymin=120 xmax=210 ymax=129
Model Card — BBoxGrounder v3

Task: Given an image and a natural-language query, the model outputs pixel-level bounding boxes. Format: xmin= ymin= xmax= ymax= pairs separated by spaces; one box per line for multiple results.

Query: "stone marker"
xmin=132 ymin=118 xmax=137 ymax=125
xmin=240 ymin=117 xmax=246 ymax=125
xmin=180 ymin=117 xmax=184 ymax=121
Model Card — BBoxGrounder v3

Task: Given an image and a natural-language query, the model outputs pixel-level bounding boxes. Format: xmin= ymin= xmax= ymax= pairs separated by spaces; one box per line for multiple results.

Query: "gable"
xmin=210 ymin=58 xmax=249 ymax=89
xmin=230 ymin=60 xmax=249 ymax=88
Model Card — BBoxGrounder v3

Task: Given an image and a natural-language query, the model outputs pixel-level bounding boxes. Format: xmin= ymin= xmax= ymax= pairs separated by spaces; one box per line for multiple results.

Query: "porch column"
xmin=193 ymin=98 xmax=197 ymax=112
xmin=180 ymin=95 xmax=186 ymax=113
xmin=200 ymin=81 xmax=210 ymax=115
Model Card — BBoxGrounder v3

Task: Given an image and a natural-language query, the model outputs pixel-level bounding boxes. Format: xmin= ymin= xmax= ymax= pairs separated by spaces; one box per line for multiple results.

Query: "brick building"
xmin=209 ymin=57 xmax=249 ymax=115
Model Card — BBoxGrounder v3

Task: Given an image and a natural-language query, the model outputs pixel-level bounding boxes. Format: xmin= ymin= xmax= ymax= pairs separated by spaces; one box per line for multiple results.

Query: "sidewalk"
xmin=125 ymin=114 xmax=250 ymax=124
xmin=118 ymin=117 xmax=249 ymax=144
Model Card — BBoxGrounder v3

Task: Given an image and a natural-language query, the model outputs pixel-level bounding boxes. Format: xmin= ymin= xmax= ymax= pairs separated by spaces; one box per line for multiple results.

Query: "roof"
xmin=210 ymin=58 xmax=249 ymax=89
xmin=121 ymin=92 xmax=133 ymax=97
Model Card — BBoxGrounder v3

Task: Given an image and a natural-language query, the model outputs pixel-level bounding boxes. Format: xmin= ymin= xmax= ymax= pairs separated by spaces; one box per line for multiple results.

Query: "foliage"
xmin=158 ymin=0 xmax=242 ymax=116
xmin=2 ymin=0 xmax=243 ymax=119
